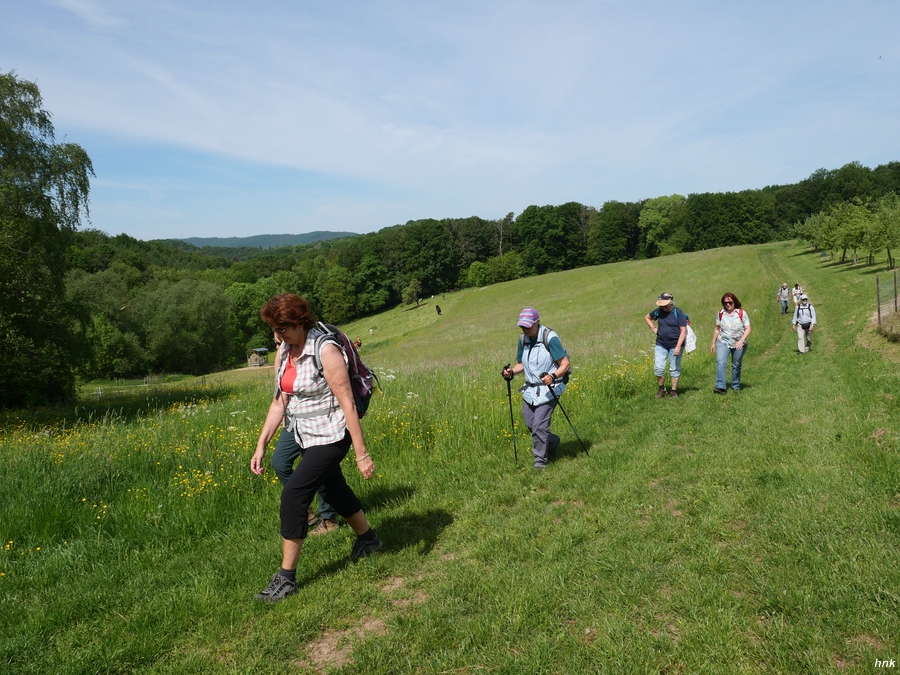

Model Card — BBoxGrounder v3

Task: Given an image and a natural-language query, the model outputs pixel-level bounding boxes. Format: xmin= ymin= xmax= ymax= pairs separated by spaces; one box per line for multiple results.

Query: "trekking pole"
xmin=540 ymin=373 xmax=589 ymax=456
xmin=502 ymin=363 xmax=518 ymax=464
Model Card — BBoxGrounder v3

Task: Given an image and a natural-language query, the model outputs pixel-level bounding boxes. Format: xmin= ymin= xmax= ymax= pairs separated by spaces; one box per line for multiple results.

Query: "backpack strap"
xmin=519 ymin=325 xmax=550 ymax=352
xmin=311 ymin=324 xmax=343 ymax=381
xmin=537 ymin=326 xmax=567 ymax=376
xmin=718 ymin=308 xmax=745 ymax=321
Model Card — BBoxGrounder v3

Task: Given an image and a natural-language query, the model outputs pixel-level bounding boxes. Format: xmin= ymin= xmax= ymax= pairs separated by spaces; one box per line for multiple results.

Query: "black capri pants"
xmin=280 ymin=430 xmax=363 ymax=539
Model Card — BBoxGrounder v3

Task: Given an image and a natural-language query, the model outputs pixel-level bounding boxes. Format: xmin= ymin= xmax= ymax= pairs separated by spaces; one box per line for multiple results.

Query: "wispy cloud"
xmin=3 ymin=0 xmax=899 ymax=237
xmin=48 ymin=0 xmax=123 ymax=28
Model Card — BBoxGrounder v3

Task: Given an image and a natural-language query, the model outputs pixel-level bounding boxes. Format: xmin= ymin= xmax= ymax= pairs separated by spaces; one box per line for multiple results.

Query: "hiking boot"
xmin=309 ymin=517 xmax=339 ymax=536
xmin=348 ymin=531 xmax=383 ymax=562
xmin=307 ymin=508 xmax=320 ymax=527
xmin=254 ymin=573 xmax=297 ymax=603
xmin=713 ymin=388 xmax=726 ymax=395
xmin=655 ymin=388 xmax=667 ymax=399
xmin=669 ymin=390 xmax=679 ymax=399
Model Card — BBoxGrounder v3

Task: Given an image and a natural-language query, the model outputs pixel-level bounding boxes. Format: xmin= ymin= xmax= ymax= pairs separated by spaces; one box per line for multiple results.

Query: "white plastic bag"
xmin=685 ymin=325 xmax=697 ymax=353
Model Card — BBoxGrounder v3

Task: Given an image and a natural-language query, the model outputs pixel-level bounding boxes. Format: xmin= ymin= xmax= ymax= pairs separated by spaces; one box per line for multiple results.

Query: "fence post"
xmin=894 ymin=271 xmax=898 ymax=314
xmin=877 ymin=274 xmax=882 ymax=325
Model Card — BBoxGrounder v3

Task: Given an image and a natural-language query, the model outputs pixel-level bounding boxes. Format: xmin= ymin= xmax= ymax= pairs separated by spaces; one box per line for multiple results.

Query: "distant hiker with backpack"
xmin=501 ymin=308 xmax=570 ymax=470
xmin=251 ymin=293 xmax=382 ymax=603
xmin=791 ymin=284 xmax=803 ymax=308
xmin=792 ymin=293 xmax=817 ymax=353
xmin=710 ymin=292 xmax=752 ymax=394
xmin=644 ymin=292 xmax=687 ymax=399
xmin=777 ymin=283 xmax=791 ymax=315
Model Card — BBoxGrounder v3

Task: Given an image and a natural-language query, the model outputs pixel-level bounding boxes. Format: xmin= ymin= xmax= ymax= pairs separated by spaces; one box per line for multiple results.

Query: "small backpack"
xmin=312 ymin=322 xmax=380 ymax=418
xmin=518 ymin=325 xmax=570 ymax=384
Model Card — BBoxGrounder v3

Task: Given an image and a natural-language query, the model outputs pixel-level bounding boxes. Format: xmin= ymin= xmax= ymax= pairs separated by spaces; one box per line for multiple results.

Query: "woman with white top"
xmin=710 ymin=292 xmax=752 ymax=394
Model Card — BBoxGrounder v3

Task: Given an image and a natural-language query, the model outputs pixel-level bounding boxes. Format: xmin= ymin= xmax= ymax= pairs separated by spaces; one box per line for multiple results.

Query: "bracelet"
xmin=355 ymin=454 xmax=370 ymax=462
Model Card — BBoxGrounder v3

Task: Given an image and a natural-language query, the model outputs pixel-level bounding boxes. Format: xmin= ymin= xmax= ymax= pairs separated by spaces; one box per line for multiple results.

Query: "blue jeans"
xmin=272 ymin=427 xmax=336 ymax=520
xmin=654 ymin=344 xmax=682 ymax=380
xmin=780 ymin=300 xmax=789 ymax=314
xmin=715 ymin=341 xmax=747 ymax=391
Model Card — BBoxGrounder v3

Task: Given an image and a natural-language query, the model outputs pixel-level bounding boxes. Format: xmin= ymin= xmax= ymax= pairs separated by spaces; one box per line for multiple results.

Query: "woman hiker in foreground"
xmin=250 ymin=293 xmax=382 ymax=603
xmin=710 ymin=292 xmax=752 ymax=394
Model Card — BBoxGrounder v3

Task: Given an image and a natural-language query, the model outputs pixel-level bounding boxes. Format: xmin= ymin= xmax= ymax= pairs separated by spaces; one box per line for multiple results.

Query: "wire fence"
xmin=876 ymin=271 xmax=900 ymax=327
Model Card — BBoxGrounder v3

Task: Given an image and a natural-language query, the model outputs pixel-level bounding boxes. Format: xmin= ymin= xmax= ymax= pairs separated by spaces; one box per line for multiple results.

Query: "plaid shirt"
xmin=276 ymin=328 xmax=349 ymax=447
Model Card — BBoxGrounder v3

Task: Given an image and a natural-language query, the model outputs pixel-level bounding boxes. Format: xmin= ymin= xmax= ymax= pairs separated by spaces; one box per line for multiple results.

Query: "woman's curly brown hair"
xmin=260 ymin=293 xmax=317 ymax=331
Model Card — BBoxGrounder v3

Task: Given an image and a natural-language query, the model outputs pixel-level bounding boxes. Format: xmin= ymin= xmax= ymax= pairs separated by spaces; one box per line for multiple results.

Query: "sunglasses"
xmin=723 ymin=300 xmax=735 ymax=306
xmin=273 ymin=326 xmax=289 ymax=334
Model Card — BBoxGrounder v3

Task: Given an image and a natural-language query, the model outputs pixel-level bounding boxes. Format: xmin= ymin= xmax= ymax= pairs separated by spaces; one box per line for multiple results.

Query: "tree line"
xmin=4 ymin=69 xmax=900 ymax=407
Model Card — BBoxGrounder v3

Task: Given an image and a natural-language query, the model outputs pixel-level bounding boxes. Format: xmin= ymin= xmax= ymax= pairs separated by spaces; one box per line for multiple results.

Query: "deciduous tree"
xmin=0 ymin=71 xmax=94 ymax=407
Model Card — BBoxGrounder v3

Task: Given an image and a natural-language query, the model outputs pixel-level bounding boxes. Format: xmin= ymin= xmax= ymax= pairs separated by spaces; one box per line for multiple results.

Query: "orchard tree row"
xmin=795 ymin=194 xmax=900 ymax=267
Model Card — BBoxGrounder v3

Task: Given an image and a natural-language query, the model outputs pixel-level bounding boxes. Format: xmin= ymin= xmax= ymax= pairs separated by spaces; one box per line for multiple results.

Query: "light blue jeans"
xmin=715 ymin=341 xmax=747 ymax=391
xmin=654 ymin=344 xmax=682 ymax=380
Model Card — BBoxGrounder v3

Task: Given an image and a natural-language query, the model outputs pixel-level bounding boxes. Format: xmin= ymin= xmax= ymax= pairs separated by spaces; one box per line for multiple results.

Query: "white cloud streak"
xmin=2 ymin=0 xmax=899 ymax=237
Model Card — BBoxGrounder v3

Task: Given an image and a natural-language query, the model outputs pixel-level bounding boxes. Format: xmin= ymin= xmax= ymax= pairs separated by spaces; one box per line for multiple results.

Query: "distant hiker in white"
xmin=791 ymin=284 xmax=803 ymax=307
xmin=792 ymin=294 xmax=817 ymax=353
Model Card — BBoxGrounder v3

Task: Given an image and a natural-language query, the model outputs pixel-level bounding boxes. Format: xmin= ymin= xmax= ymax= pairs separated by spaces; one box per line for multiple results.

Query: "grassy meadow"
xmin=2 ymin=241 xmax=899 ymax=674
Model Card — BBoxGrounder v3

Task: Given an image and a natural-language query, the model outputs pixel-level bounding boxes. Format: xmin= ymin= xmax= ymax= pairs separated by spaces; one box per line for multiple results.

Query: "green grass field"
xmin=2 ymin=241 xmax=899 ymax=674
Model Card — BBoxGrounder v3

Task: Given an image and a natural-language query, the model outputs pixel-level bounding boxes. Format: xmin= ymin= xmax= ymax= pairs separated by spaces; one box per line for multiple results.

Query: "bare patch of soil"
xmin=303 ymin=619 xmax=388 ymax=673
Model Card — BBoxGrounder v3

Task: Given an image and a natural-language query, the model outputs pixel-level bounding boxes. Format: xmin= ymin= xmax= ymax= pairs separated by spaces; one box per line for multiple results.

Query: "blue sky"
xmin=3 ymin=0 xmax=899 ymax=240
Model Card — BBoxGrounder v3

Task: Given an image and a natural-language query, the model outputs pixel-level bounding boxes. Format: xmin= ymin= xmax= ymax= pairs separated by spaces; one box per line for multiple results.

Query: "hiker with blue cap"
xmin=501 ymin=308 xmax=570 ymax=470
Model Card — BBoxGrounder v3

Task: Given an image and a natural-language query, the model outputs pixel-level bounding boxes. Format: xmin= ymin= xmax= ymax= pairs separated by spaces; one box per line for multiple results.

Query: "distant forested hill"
xmin=164 ymin=231 xmax=356 ymax=249
xmin=56 ymin=159 xmax=900 ymax=386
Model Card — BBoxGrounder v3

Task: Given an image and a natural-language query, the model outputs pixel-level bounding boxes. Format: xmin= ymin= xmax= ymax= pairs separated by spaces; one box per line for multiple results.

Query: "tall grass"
xmin=2 ymin=241 xmax=899 ymax=673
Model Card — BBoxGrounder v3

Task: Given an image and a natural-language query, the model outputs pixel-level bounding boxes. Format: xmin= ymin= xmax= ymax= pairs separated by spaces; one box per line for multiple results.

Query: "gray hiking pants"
xmin=522 ymin=398 xmax=559 ymax=468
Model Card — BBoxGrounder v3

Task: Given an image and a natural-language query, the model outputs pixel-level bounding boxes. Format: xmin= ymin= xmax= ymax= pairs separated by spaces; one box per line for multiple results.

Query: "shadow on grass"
xmin=789 ymin=248 xmax=825 ymax=258
xmin=846 ymin=264 xmax=895 ymax=277
xmin=0 ymin=383 xmax=242 ymax=430
xmin=362 ymin=484 xmax=416 ymax=510
xmin=814 ymin=257 xmax=894 ymax=276
xmin=294 ymin=509 xmax=455 ymax=587
xmin=375 ymin=509 xmax=454 ymax=556
xmin=556 ymin=438 xmax=593 ymax=461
